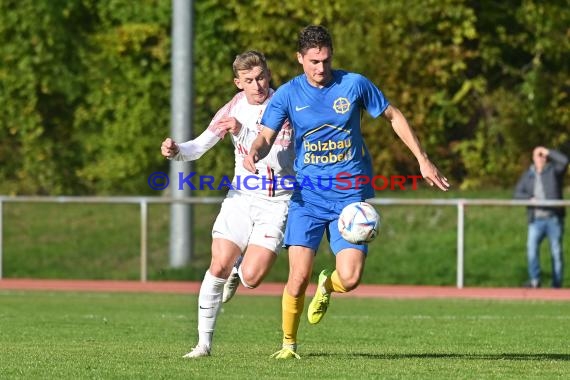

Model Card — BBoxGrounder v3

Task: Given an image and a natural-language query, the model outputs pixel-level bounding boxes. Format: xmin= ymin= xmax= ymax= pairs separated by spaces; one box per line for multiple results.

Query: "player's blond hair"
xmin=232 ymin=50 xmax=268 ymax=78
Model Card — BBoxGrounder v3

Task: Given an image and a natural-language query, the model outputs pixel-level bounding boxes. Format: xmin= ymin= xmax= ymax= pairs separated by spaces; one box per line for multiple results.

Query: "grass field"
xmin=1 ymin=290 xmax=569 ymax=379
xmin=3 ymin=188 xmax=568 ymax=287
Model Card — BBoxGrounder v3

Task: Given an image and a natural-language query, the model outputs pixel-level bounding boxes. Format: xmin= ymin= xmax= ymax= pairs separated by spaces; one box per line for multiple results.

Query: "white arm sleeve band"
xmin=171 ymin=129 xmax=221 ymax=161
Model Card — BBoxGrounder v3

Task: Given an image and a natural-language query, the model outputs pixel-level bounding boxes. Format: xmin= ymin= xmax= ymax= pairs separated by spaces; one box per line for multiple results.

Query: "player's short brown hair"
xmin=297 ymin=25 xmax=333 ymax=55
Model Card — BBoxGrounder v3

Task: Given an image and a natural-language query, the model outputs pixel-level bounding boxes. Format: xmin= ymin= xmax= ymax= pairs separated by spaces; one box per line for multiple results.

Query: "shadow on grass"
xmin=307 ymin=353 xmax=570 ymax=361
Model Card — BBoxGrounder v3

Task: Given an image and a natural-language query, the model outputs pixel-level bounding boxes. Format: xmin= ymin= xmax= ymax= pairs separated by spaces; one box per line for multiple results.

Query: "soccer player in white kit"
xmin=161 ymin=51 xmax=294 ymax=358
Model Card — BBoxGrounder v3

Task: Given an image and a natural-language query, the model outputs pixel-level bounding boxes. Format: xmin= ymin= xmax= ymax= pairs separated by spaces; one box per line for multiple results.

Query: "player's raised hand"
xmin=419 ymin=158 xmax=450 ymax=191
xmin=216 ymin=117 xmax=242 ymax=135
xmin=161 ymin=138 xmax=179 ymax=158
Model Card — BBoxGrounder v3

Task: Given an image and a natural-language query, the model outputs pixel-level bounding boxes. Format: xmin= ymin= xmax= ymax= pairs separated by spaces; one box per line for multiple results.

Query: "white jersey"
xmin=173 ymin=90 xmax=295 ymax=200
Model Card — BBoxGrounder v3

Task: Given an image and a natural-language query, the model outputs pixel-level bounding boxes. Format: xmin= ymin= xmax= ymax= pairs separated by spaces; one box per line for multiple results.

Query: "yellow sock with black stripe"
xmin=282 ymin=288 xmax=305 ymax=346
xmin=330 ymin=270 xmax=348 ymax=293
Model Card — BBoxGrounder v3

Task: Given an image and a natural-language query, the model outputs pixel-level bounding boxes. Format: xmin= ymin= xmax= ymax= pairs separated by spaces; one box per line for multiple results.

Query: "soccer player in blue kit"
xmin=244 ymin=25 xmax=450 ymax=359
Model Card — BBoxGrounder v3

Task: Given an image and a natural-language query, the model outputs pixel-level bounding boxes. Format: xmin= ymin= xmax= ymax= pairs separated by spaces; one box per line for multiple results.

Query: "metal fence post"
xmin=140 ymin=200 xmax=148 ymax=282
xmin=457 ymin=200 xmax=465 ymax=289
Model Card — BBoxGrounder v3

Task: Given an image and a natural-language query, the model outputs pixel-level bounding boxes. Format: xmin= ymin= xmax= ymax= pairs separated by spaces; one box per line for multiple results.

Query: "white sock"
xmin=196 ymin=270 xmax=226 ymax=349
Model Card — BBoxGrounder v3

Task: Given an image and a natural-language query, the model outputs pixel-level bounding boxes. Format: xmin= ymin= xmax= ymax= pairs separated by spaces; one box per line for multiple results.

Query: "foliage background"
xmin=1 ymin=0 xmax=569 ymax=195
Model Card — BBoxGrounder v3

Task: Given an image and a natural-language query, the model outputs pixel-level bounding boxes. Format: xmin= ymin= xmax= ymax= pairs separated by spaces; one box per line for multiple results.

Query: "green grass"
xmin=2 ymin=188 xmax=568 ymax=287
xmin=1 ymin=290 xmax=569 ymax=379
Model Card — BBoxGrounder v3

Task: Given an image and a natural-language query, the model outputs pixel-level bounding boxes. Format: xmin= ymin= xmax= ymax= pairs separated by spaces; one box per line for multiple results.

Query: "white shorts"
xmin=212 ymin=190 xmax=289 ymax=253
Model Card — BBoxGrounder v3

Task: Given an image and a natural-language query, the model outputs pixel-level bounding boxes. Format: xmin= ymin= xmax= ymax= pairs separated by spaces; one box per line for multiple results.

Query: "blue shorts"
xmin=283 ymin=196 xmax=369 ymax=255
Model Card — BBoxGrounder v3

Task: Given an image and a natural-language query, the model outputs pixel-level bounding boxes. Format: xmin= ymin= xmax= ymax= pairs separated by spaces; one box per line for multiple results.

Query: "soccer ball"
xmin=338 ymin=202 xmax=380 ymax=244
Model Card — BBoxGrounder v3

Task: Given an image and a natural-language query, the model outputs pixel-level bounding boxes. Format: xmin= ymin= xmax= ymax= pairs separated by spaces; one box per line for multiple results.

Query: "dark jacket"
xmin=514 ymin=149 xmax=568 ymax=223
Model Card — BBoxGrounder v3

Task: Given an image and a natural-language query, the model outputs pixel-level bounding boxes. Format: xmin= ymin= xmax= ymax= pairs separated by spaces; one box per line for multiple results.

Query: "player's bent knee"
xmin=286 ymin=278 xmax=309 ymax=297
xmin=209 ymin=262 xmax=234 ymax=279
xmin=239 ymin=274 xmax=259 ymax=289
xmin=237 ymin=265 xmax=261 ymax=289
xmin=339 ymin=275 xmax=361 ymax=292
xmin=343 ymin=280 xmax=360 ymax=292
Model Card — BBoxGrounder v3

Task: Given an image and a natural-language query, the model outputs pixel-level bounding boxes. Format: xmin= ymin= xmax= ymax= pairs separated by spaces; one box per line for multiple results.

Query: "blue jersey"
xmin=261 ymin=70 xmax=389 ymax=202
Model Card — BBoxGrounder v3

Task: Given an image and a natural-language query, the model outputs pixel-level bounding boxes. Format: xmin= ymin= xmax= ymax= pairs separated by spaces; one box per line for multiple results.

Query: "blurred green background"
xmin=1 ymin=1 xmax=568 ymax=286
xmin=1 ymin=0 xmax=568 ymax=195
xmin=3 ymin=188 xmax=567 ymax=287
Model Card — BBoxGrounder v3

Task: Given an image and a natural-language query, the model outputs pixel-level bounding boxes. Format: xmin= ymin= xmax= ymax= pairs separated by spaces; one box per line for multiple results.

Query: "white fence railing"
xmin=1 ymin=196 xmax=568 ymax=288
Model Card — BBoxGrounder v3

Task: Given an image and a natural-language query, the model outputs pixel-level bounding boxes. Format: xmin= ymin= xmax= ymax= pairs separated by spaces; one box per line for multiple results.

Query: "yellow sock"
xmin=330 ymin=270 xmax=348 ymax=293
xmin=282 ymin=288 xmax=305 ymax=346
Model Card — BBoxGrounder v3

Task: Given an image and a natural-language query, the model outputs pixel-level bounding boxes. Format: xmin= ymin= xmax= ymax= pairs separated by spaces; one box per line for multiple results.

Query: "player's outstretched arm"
xmin=161 ymin=126 xmax=226 ymax=162
xmin=383 ymin=104 xmax=450 ymax=191
xmin=244 ymin=127 xmax=277 ymax=173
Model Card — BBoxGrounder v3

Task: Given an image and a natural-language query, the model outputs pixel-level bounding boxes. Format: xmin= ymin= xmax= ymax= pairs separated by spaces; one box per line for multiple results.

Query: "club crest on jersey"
xmin=333 ymin=97 xmax=351 ymax=114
